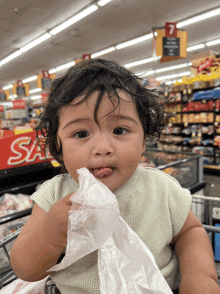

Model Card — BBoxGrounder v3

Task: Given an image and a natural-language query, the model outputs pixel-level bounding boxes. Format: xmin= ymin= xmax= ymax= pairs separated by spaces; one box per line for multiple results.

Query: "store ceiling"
xmin=1 ymin=0 xmax=220 ymax=92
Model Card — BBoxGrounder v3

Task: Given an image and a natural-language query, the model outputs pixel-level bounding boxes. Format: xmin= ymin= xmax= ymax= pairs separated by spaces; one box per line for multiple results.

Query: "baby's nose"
xmin=93 ymin=134 xmax=114 ymax=156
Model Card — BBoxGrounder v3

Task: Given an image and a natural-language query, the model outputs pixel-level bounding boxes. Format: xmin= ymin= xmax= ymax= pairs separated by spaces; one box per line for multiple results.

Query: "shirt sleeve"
xmin=31 ymin=174 xmax=79 ymax=213
xmin=31 ymin=177 xmax=59 ymax=212
xmin=167 ymin=177 xmax=192 ymax=237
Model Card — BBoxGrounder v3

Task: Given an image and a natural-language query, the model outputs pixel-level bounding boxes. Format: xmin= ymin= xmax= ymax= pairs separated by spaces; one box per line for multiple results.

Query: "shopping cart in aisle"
xmin=191 ymin=194 xmax=220 ymax=280
xmin=0 ymin=208 xmax=32 ymax=289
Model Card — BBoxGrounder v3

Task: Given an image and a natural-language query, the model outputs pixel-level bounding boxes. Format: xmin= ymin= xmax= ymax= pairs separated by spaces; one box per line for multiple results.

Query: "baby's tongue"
xmin=92 ymin=167 xmax=113 ymax=178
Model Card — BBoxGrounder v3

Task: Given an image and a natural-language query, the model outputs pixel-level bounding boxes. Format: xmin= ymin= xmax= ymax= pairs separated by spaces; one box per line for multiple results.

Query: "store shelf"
xmin=161 ymin=88 xmax=220 ymax=165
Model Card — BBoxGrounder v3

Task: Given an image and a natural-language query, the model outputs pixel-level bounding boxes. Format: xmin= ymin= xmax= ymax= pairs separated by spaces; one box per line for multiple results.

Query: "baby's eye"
xmin=113 ymin=127 xmax=128 ymax=135
xmin=74 ymin=131 xmax=89 ymax=138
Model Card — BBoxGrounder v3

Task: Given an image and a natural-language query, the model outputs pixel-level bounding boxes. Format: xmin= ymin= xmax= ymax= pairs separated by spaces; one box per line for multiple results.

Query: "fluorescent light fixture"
xmin=98 ymin=0 xmax=112 ymax=6
xmin=178 ymin=71 xmax=191 ymax=76
xmin=20 ymin=33 xmax=51 ymax=53
xmin=124 ymin=57 xmax=156 ymax=68
xmin=0 ymin=50 xmax=22 ymax=65
xmin=136 ymin=70 xmax=155 ymax=77
xmin=22 ymin=75 xmax=38 ymax=83
xmin=155 ymin=63 xmax=189 ymax=74
xmin=156 ymin=71 xmax=191 ymax=81
xmin=116 ymin=33 xmax=153 ymax=50
xmin=29 ymin=88 xmax=42 ymax=94
xmin=177 ymin=7 xmax=220 ymax=28
xmin=50 ymin=5 xmax=98 ymax=36
xmin=49 ymin=61 xmax=76 ymax=73
xmin=187 ymin=44 xmax=205 ymax=51
xmin=165 ymin=81 xmax=173 ymax=85
xmin=31 ymin=95 xmax=42 ymax=100
xmin=91 ymin=46 xmax=116 ymax=58
xmin=156 ymin=74 xmax=178 ymax=81
xmin=9 ymin=95 xmax=17 ymax=99
xmin=206 ymin=38 xmax=220 ymax=46
xmin=3 ymin=85 xmax=13 ymax=90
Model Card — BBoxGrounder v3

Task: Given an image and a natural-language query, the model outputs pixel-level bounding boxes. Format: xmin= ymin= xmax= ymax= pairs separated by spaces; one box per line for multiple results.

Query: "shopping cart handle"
xmin=203 ymin=224 xmax=220 ymax=234
xmin=0 ymin=208 xmax=32 ymax=225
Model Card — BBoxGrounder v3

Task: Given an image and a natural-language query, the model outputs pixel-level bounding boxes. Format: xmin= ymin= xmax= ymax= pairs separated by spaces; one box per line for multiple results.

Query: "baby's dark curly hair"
xmin=36 ymin=58 xmax=165 ymax=164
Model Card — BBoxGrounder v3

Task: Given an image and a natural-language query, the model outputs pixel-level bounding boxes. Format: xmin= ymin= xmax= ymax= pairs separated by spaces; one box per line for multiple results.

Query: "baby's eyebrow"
xmin=62 ymin=118 xmax=91 ymax=130
xmin=109 ymin=114 xmax=138 ymax=125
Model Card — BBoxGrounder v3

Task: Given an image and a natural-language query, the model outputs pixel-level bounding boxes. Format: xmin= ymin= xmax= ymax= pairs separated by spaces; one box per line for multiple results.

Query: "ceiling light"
xmin=156 ymin=74 xmax=178 ymax=81
xmin=50 ymin=5 xmax=98 ymax=35
xmin=124 ymin=57 xmax=156 ymax=68
xmin=187 ymin=44 xmax=205 ymax=51
xmin=0 ymin=50 xmax=22 ymax=65
xmin=206 ymin=38 xmax=220 ymax=46
xmin=116 ymin=33 xmax=153 ymax=50
xmin=29 ymin=88 xmax=42 ymax=94
xmin=91 ymin=46 xmax=116 ymax=58
xmin=31 ymin=95 xmax=42 ymax=100
xmin=20 ymin=33 xmax=51 ymax=53
xmin=155 ymin=63 xmax=189 ymax=73
xmin=98 ymin=0 xmax=112 ymax=6
xmin=3 ymin=85 xmax=13 ymax=90
xmin=139 ymin=70 xmax=155 ymax=77
xmin=49 ymin=61 xmax=76 ymax=73
xmin=178 ymin=71 xmax=191 ymax=76
xmin=156 ymin=71 xmax=191 ymax=81
xmin=177 ymin=7 xmax=220 ymax=28
xmin=22 ymin=75 xmax=38 ymax=83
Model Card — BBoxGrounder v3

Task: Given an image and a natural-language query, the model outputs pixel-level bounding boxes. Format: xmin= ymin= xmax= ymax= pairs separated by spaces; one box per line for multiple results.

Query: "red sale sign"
xmin=12 ymin=99 xmax=26 ymax=109
xmin=0 ymin=131 xmax=53 ymax=170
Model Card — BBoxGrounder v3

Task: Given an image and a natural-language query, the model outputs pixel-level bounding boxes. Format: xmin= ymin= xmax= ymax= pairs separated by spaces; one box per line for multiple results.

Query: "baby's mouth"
xmin=91 ymin=167 xmax=113 ymax=178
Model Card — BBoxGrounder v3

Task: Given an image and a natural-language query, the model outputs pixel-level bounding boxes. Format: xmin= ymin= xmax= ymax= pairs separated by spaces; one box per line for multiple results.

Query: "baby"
xmin=10 ymin=59 xmax=219 ymax=294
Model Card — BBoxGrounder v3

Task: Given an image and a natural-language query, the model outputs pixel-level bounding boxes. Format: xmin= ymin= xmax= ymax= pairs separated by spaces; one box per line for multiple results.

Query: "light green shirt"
xmin=32 ymin=166 xmax=192 ymax=293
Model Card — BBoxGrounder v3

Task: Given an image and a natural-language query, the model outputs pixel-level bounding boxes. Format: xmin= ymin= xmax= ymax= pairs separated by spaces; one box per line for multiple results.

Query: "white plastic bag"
xmin=0 ymin=277 xmax=47 ymax=294
xmin=49 ymin=167 xmax=120 ymax=271
xmin=49 ymin=168 xmax=173 ymax=293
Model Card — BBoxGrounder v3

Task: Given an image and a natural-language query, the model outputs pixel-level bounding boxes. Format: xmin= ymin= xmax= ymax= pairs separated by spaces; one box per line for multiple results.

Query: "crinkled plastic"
xmin=0 ymin=276 xmax=47 ymax=294
xmin=49 ymin=168 xmax=173 ymax=293
xmin=48 ymin=167 xmax=120 ymax=271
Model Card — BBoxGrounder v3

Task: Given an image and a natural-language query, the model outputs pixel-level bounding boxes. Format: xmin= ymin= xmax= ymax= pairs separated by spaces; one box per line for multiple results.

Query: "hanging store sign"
xmin=0 ymin=88 xmax=10 ymax=101
xmin=153 ymin=22 xmax=187 ymax=63
xmin=12 ymin=81 xmax=30 ymax=97
xmin=37 ymin=70 xmax=56 ymax=90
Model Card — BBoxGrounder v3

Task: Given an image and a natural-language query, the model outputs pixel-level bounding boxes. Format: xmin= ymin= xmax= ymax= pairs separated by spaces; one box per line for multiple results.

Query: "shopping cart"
xmin=1 ymin=196 xmax=220 ymax=290
xmin=0 ymin=208 xmax=32 ymax=288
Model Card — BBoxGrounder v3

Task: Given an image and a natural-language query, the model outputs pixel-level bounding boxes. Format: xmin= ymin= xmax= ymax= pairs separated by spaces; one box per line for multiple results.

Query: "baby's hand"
xmin=43 ymin=193 xmax=74 ymax=250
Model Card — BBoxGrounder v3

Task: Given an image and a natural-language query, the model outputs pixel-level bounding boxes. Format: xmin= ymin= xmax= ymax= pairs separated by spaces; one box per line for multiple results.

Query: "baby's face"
xmin=57 ymin=90 xmax=145 ymax=191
